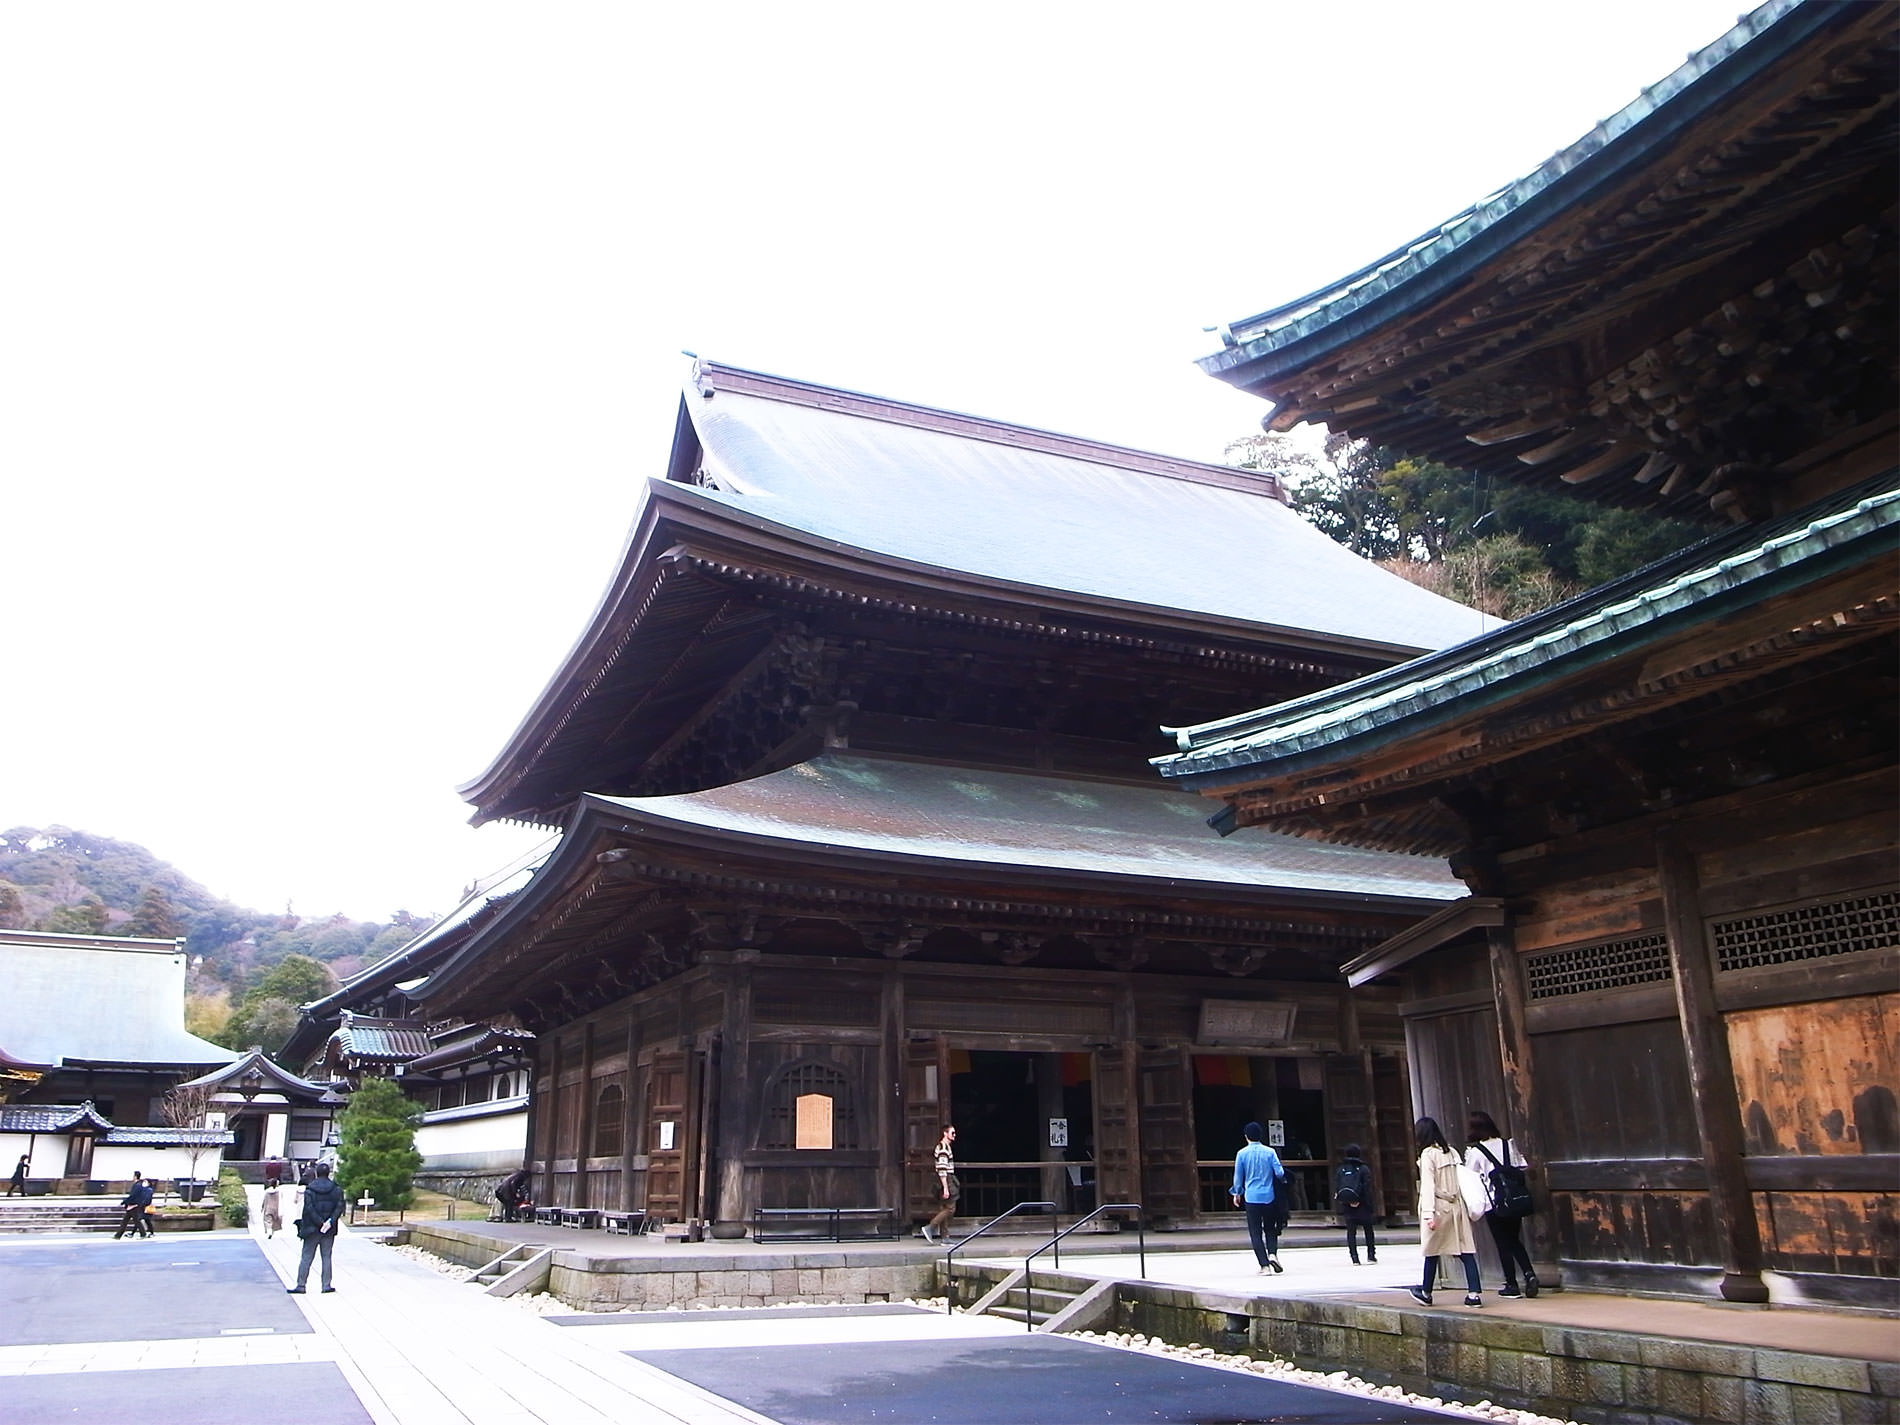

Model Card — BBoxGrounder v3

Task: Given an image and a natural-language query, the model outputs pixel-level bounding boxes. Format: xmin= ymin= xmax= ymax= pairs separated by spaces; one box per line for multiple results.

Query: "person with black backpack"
xmin=1465 ymin=1110 xmax=1538 ymax=1298
xmin=1333 ymin=1143 xmax=1377 ymax=1265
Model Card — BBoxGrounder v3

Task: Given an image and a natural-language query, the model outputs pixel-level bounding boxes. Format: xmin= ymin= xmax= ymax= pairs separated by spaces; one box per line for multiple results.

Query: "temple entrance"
xmin=1191 ymin=1054 xmax=1331 ymax=1213
xmin=948 ymin=1049 xmax=1095 ymax=1217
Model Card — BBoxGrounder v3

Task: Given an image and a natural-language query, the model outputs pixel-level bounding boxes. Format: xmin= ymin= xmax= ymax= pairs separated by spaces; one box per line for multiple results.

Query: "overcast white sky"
xmin=3 ymin=1 xmax=1749 ymax=922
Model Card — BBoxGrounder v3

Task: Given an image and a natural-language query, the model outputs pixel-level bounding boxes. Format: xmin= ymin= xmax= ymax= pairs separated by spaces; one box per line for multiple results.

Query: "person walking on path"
xmin=1466 ymin=1110 xmax=1538 ymax=1298
xmin=288 ymin=1161 xmax=344 ymax=1294
xmin=920 ymin=1125 xmax=959 ymax=1244
xmin=1334 ymin=1142 xmax=1377 ymax=1265
xmin=260 ymin=1179 xmax=284 ymax=1237
xmin=114 ymin=1171 xmax=154 ymax=1239
xmin=1410 ymin=1116 xmax=1482 ymax=1307
xmin=1231 ymin=1121 xmax=1287 ymax=1274
xmin=7 ymin=1154 xmax=26 ymax=1196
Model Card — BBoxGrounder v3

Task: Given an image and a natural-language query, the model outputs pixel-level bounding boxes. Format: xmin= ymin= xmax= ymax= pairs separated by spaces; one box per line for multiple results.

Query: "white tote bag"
xmin=1457 ymin=1160 xmax=1491 ymax=1220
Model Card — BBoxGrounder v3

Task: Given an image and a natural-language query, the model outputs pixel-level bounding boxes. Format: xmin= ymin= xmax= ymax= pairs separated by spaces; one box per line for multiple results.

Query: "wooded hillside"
xmin=0 ymin=825 xmax=434 ymax=1051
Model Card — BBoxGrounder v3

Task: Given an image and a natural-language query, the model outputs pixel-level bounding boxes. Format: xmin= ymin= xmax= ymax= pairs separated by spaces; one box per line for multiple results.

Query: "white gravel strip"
xmin=1072 ymin=1328 xmax=1582 ymax=1425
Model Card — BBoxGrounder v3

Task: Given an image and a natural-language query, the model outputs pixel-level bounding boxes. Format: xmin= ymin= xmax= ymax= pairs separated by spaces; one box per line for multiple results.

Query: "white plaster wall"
xmin=0 ymin=1132 xmax=58 ymax=1179
xmin=91 ymin=1144 xmax=225 ymax=1182
xmin=416 ymin=1104 xmax=528 ymax=1172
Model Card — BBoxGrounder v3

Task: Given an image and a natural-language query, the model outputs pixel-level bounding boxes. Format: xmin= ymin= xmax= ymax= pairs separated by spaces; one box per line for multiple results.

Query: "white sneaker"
xmin=921 ymin=1226 xmax=938 ymax=1244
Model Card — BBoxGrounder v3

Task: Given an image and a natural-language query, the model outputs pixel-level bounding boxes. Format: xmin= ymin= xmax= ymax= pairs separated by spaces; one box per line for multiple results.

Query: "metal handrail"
xmin=941 ymin=1200 xmax=1057 ymax=1313
xmin=1019 ymin=1202 xmax=1144 ymax=1331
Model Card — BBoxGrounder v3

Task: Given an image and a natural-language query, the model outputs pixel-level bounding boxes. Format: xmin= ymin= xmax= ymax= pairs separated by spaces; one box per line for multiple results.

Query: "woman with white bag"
xmin=1467 ymin=1110 xmax=1539 ymax=1298
xmin=1409 ymin=1115 xmax=1483 ymax=1307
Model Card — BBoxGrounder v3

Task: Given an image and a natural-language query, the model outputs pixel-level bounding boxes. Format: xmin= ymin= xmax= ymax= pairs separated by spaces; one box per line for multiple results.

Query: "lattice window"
xmin=592 ymin=1083 xmax=625 ymax=1158
xmin=760 ymin=1062 xmax=858 ymax=1150
xmin=1524 ymin=934 xmax=1672 ymax=1000
xmin=1711 ymin=890 xmax=1900 ymax=972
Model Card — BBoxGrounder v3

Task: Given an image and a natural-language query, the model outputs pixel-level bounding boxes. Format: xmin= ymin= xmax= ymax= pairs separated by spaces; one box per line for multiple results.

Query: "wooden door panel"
xmin=1137 ymin=1048 xmax=1197 ymax=1219
xmin=1094 ymin=1046 xmax=1137 ymax=1206
xmin=903 ymin=1036 xmax=948 ymax=1220
xmin=645 ymin=1050 xmax=688 ymax=1223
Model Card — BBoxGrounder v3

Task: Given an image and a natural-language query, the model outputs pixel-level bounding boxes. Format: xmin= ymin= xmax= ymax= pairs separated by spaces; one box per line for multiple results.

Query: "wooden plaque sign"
xmin=794 ymin=1092 xmax=834 ymax=1150
xmin=1197 ymin=999 xmax=1297 ymax=1046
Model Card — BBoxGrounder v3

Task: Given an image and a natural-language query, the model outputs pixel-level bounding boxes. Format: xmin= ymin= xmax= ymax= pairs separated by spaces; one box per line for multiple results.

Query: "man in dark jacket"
xmin=114 ymin=1172 xmax=154 ymax=1239
xmin=288 ymin=1162 xmax=345 ymax=1293
xmin=495 ymin=1168 xmax=531 ymax=1223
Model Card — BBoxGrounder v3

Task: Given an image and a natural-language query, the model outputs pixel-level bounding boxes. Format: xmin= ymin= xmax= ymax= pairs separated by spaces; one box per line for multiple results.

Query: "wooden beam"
xmin=1656 ymin=832 xmax=1768 ymax=1303
xmin=1464 ymin=414 xmax=1564 ymax=446
xmin=1557 ymin=441 xmax=1645 ymax=484
xmin=1485 ymin=918 xmax=1556 ymax=1281
xmin=1517 ymin=428 xmax=1597 ymax=465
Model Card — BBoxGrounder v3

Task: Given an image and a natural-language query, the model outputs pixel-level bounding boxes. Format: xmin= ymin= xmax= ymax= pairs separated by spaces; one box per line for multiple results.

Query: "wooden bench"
xmin=601 ymin=1210 xmax=649 ymax=1236
xmin=556 ymin=1207 xmax=602 ymax=1230
xmin=750 ymin=1206 xmax=898 ymax=1243
xmin=533 ymin=1206 xmax=562 ymax=1227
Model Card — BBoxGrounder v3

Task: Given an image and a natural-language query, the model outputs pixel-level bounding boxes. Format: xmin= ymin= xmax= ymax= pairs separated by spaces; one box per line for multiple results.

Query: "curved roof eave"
xmin=1157 ymin=480 xmax=1900 ymax=784
xmin=1198 ymin=0 xmax=1829 ymax=388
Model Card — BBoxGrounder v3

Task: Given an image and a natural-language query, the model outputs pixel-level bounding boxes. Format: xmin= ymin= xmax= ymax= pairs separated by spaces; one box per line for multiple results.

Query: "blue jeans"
xmin=1244 ymin=1200 xmax=1281 ymax=1266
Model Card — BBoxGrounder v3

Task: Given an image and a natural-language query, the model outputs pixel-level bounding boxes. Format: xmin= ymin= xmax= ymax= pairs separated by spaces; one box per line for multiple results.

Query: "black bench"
xmin=750 ymin=1206 xmax=898 ymax=1243
xmin=602 ymin=1210 xmax=650 ymax=1236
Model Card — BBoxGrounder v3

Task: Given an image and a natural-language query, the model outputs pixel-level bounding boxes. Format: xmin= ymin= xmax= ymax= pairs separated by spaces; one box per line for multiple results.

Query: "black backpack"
xmin=1332 ymin=1160 xmax=1370 ymax=1209
xmin=1472 ymin=1142 xmax=1535 ymax=1219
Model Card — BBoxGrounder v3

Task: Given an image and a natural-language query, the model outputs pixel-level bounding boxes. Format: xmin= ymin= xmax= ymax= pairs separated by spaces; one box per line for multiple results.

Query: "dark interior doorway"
xmin=1191 ymin=1054 xmax=1330 ymax=1211
xmin=949 ymin=1050 xmax=1095 ymax=1216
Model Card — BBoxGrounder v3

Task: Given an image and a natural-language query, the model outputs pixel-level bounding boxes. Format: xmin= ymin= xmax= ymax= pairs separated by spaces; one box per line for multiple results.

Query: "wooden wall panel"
xmin=1515 ymin=866 xmax=1662 ymax=952
xmin=1728 ymin=993 xmax=1898 ymax=1156
xmin=1403 ymin=1006 xmax=1506 ymax=1132
xmin=1754 ymin=1189 xmax=1900 ymax=1277
xmin=1533 ymin=1019 xmax=1699 ymax=1162
xmin=1552 ymin=1188 xmax=1720 ymax=1265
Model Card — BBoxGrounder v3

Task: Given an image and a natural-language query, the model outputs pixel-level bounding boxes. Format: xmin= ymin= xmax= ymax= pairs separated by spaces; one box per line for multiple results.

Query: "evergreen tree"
xmin=42 ymin=894 xmax=109 ymax=934
xmin=125 ymin=884 xmax=183 ymax=938
xmin=0 ymin=883 xmax=24 ymax=930
xmin=218 ymin=953 xmax=337 ymax=1053
xmin=335 ymin=1076 xmax=423 ymax=1211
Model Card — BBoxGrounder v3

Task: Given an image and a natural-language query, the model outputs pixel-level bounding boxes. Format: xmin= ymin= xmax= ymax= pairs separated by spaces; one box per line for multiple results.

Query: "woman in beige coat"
xmin=1408 ymin=1116 xmax=1483 ymax=1307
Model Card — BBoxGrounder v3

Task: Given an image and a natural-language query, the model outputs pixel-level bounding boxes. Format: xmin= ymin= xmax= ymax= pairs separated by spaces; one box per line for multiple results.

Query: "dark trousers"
xmin=114 ymin=1206 xmax=150 ymax=1239
xmin=1345 ymin=1221 xmax=1376 ymax=1261
xmin=1423 ymin=1251 xmax=1481 ymax=1295
xmin=295 ymin=1230 xmax=335 ymax=1290
xmin=1485 ymin=1211 xmax=1536 ymax=1287
xmin=1244 ymin=1200 xmax=1281 ymax=1266
xmin=6 ymin=1177 xmax=24 ymax=1197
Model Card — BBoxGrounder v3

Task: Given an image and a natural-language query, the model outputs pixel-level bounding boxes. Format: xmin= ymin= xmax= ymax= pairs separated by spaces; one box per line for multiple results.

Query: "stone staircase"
xmin=0 ymin=1197 xmax=126 ymax=1234
xmin=966 ymin=1267 xmax=1116 ymax=1333
xmin=468 ymin=1242 xmax=554 ymax=1297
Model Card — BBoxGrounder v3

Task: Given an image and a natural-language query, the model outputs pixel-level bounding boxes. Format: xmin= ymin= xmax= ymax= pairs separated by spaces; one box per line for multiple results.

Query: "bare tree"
xmin=159 ymin=1083 xmax=216 ymax=1199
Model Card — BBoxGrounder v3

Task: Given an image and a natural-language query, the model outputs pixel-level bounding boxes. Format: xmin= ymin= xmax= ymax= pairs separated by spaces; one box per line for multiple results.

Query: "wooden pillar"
xmin=1657 ymin=832 xmax=1768 ymax=1303
xmin=1486 ymin=918 xmax=1557 ymax=1277
xmin=538 ymin=1032 xmax=561 ymax=1208
xmin=713 ymin=962 xmax=753 ymax=1228
xmin=576 ymin=1021 xmax=597 ymax=1208
xmin=621 ymin=1008 xmax=641 ymax=1211
xmin=879 ymin=965 xmax=906 ymax=1221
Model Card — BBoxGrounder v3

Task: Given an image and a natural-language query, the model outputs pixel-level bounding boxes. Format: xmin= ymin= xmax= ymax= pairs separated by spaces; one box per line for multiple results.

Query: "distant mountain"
xmin=0 ymin=825 xmax=434 ymax=991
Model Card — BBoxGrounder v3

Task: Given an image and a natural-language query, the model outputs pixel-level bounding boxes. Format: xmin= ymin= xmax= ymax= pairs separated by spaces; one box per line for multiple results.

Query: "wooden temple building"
xmin=1159 ymin=0 xmax=1896 ymax=1306
xmin=410 ymin=361 xmax=1497 ymax=1233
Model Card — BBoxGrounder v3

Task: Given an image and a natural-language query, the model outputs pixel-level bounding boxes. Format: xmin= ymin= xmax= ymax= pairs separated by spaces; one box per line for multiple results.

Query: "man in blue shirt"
xmin=1230 ymin=1121 xmax=1286 ymax=1274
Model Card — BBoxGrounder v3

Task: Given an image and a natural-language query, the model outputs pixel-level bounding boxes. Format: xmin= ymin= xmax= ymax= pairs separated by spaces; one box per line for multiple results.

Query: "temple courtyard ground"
xmin=0 ymin=1203 xmax=1892 ymax=1424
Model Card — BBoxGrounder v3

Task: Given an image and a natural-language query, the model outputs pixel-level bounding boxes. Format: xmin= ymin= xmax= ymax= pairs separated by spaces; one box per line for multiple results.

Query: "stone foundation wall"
xmin=401 ymin=1224 xmax=935 ymax=1312
xmin=956 ymin=1264 xmax=1898 ymax=1425
xmin=413 ymin=1171 xmax=508 ymax=1210
xmin=546 ymin=1256 xmax=936 ymax=1312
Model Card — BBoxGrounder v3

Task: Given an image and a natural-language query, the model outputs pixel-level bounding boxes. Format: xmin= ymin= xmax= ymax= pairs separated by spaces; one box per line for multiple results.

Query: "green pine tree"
xmin=335 ymin=1076 xmax=423 ymax=1211
xmin=125 ymin=884 xmax=183 ymax=938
